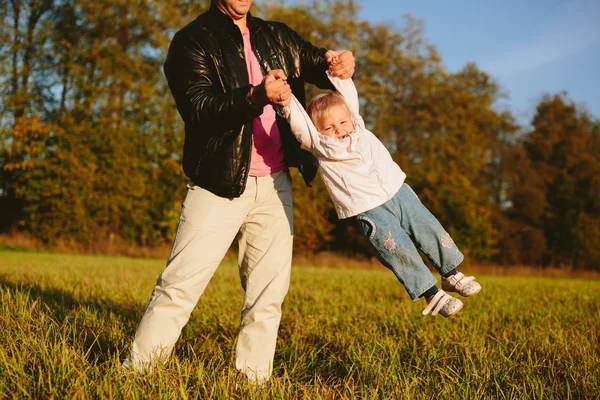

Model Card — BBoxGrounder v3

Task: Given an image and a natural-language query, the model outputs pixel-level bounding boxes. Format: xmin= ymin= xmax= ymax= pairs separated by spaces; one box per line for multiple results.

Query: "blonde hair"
xmin=306 ymin=92 xmax=352 ymax=128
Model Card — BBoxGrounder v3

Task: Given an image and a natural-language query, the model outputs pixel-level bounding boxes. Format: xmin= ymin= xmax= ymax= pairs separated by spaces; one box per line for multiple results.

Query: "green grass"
xmin=0 ymin=250 xmax=598 ymax=399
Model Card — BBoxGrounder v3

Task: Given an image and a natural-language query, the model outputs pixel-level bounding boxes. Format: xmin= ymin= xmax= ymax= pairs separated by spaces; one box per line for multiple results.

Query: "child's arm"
xmin=325 ymin=71 xmax=365 ymax=128
xmin=281 ymin=94 xmax=321 ymax=152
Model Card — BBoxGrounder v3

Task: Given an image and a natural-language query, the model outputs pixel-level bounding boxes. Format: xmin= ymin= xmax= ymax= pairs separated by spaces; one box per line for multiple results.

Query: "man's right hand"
xmin=251 ymin=69 xmax=292 ymax=108
xmin=325 ymin=50 xmax=355 ymax=79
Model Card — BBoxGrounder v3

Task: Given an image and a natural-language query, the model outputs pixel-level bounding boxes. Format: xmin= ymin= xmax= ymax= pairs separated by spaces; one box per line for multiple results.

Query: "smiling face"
xmin=314 ymin=103 xmax=355 ymax=139
xmin=213 ymin=0 xmax=253 ymax=22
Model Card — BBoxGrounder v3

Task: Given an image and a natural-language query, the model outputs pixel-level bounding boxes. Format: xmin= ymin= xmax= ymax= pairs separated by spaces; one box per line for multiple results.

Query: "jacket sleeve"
xmin=281 ymin=96 xmax=322 ymax=155
xmin=163 ymin=31 xmax=263 ymax=133
xmin=281 ymin=24 xmax=334 ymax=91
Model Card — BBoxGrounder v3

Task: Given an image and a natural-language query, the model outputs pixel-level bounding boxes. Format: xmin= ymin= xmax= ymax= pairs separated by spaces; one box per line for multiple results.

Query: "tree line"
xmin=1 ymin=0 xmax=598 ymax=269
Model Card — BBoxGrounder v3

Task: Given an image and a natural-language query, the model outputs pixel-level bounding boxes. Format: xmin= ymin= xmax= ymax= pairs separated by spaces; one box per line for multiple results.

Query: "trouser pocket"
xmin=356 ymin=215 xmax=376 ymax=241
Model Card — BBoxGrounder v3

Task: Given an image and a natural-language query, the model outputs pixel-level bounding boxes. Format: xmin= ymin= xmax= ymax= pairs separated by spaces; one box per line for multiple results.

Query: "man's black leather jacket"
xmin=164 ymin=5 xmax=334 ymax=198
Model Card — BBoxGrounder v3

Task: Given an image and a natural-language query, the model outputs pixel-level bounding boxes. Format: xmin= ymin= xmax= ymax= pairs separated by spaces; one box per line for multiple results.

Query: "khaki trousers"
xmin=126 ymin=169 xmax=293 ymax=382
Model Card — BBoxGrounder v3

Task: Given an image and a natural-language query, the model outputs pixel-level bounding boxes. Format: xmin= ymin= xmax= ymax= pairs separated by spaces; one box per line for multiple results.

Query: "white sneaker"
xmin=442 ymin=272 xmax=481 ymax=297
xmin=422 ymin=290 xmax=463 ymax=317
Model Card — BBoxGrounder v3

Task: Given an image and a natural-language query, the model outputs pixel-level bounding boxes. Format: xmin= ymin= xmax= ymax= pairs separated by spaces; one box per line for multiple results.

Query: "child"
xmin=281 ymin=68 xmax=481 ymax=317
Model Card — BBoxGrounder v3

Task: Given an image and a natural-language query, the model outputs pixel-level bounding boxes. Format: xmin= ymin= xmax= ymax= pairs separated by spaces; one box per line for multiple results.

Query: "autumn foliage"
xmin=1 ymin=0 xmax=598 ymax=269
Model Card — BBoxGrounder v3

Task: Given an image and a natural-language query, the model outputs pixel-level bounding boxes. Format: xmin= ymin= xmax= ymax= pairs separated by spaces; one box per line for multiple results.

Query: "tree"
xmin=0 ymin=0 xmax=56 ymax=230
xmin=502 ymin=94 xmax=600 ymax=269
xmin=0 ymin=0 xmax=207 ymax=246
xmin=1 ymin=0 xmax=597 ymax=270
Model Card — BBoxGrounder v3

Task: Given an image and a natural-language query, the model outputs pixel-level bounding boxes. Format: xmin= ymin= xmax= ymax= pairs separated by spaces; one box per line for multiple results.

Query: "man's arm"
xmin=164 ymin=32 xmax=292 ymax=133
xmin=281 ymin=24 xmax=354 ymax=89
xmin=163 ymin=32 xmax=262 ymax=131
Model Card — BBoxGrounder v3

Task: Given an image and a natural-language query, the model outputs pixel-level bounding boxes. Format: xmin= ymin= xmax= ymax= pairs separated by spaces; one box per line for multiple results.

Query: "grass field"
xmin=0 ymin=250 xmax=598 ymax=399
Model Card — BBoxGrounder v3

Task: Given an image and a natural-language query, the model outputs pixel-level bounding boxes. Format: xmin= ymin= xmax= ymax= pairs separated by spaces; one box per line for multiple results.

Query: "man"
xmin=123 ymin=0 xmax=355 ymax=383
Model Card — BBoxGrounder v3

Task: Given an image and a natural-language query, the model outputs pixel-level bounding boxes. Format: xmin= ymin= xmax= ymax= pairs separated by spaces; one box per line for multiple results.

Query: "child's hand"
xmin=325 ymin=50 xmax=355 ymax=79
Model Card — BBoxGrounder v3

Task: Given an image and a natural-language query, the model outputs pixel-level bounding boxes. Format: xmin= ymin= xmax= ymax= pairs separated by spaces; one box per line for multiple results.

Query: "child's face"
xmin=315 ymin=104 xmax=355 ymax=139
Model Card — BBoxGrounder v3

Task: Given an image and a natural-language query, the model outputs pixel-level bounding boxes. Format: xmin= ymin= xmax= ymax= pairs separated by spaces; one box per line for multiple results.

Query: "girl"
xmin=282 ymin=70 xmax=481 ymax=317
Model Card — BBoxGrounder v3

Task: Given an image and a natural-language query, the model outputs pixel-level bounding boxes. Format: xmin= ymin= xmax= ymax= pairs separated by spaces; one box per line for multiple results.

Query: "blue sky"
xmin=355 ymin=0 xmax=600 ymax=122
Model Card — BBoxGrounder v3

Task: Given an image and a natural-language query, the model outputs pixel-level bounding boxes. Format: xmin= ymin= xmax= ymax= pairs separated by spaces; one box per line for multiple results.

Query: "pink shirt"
xmin=243 ymin=28 xmax=286 ymax=176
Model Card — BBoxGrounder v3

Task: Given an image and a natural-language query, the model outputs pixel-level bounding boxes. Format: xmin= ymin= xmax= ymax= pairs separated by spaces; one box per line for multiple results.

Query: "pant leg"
xmin=393 ymin=184 xmax=464 ymax=275
xmin=125 ymin=183 xmax=253 ymax=369
xmin=235 ymin=169 xmax=294 ymax=383
xmin=357 ymin=201 xmax=437 ymax=301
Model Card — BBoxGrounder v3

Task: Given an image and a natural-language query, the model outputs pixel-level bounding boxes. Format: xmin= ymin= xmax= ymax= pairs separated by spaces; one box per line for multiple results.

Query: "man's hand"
xmin=251 ymin=69 xmax=292 ymax=107
xmin=325 ymin=50 xmax=355 ymax=79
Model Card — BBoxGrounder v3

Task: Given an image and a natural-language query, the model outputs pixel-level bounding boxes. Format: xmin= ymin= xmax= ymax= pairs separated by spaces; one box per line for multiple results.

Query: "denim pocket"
xmin=356 ymin=215 xmax=377 ymax=241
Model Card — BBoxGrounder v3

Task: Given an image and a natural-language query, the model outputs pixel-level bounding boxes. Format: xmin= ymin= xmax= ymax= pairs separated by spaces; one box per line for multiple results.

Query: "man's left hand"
xmin=325 ymin=50 xmax=355 ymax=79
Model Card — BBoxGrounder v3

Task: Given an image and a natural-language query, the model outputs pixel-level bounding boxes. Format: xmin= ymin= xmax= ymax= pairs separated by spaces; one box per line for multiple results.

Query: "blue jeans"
xmin=356 ymin=184 xmax=464 ymax=300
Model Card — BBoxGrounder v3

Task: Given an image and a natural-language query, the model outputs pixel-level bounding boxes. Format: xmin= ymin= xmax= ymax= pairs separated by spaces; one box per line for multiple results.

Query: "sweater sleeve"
xmin=326 ymin=72 xmax=366 ymax=129
xmin=281 ymin=95 xmax=322 ymax=154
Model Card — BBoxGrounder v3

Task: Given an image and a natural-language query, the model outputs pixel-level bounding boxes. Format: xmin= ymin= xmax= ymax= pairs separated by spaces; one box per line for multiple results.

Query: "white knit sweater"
xmin=282 ymin=73 xmax=406 ymax=219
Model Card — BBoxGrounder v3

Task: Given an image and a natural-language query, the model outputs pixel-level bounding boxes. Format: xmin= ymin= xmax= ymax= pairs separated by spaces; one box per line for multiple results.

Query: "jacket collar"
xmin=207 ymin=4 xmax=261 ymax=33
